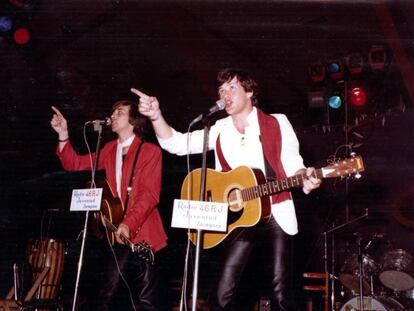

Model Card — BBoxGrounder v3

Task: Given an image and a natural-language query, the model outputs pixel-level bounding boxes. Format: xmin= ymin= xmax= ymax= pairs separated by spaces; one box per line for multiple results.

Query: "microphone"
xmin=87 ymin=117 xmax=112 ymax=126
xmin=190 ymin=100 xmax=225 ymax=126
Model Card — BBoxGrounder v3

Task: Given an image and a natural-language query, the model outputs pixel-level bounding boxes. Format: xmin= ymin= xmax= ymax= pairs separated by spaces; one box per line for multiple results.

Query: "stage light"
xmin=308 ymin=62 xmax=325 ymax=82
xmin=9 ymin=0 xmax=24 ymax=8
xmin=308 ymin=90 xmax=326 ymax=108
xmin=345 ymin=52 xmax=363 ymax=74
xmin=0 ymin=16 xmax=13 ymax=33
xmin=327 ymin=59 xmax=344 ymax=79
xmin=328 ymin=62 xmax=340 ymax=73
xmin=349 ymin=87 xmax=367 ymax=107
xmin=368 ymin=45 xmax=386 ymax=70
xmin=13 ymin=27 xmax=30 ymax=45
xmin=328 ymin=95 xmax=342 ymax=109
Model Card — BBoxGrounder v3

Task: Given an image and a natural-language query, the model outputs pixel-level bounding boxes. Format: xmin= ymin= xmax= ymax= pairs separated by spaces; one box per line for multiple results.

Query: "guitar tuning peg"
xmin=355 ymin=173 xmax=362 ymax=179
xmin=350 ymin=152 xmax=356 ymax=157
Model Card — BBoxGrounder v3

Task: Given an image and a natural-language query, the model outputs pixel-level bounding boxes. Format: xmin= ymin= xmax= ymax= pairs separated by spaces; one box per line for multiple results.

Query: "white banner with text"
xmin=70 ymin=188 xmax=103 ymax=211
xmin=171 ymin=199 xmax=228 ymax=232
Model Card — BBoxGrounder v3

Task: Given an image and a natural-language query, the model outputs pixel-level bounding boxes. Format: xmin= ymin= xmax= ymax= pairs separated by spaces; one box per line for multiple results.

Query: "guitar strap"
xmin=256 ymin=108 xmax=291 ymax=204
xmin=259 ymin=135 xmax=276 ymax=181
xmin=215 ymin=134 xmax=231 ymax=172
xmin=123 ymin=141 xmax=144 ymax=213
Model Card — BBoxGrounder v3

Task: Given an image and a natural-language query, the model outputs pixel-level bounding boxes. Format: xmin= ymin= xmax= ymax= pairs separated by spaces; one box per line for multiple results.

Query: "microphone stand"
xmin=72 ymin=123 xmax=104 ymax=311
xmin=191 ymin=118 xmax=210 ymax=311
xmin=323 ymin=209 xmax=368 ymax=311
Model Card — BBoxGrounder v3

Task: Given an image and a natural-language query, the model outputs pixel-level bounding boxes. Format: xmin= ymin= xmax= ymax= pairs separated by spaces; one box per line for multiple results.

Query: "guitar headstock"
xmin=322 ymin=155 xmax=365 ymax=179
xmin=133 ymin=240 xmax=155 ymax=265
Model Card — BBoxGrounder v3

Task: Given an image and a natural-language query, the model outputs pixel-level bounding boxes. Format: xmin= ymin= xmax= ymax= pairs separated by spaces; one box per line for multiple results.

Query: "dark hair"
xmin=217 ymin=68 xmax=259 ymax=106
xmin=111 ymin=100 xmax=147 ymax=138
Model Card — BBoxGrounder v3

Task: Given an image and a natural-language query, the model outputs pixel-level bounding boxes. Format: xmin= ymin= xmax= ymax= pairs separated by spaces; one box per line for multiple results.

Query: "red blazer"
xmin=56 ymin=136 xmax=167 ymax=252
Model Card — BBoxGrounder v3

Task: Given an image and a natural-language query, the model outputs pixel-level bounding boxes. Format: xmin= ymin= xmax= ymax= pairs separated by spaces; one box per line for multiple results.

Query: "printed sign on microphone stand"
xmin=171 ymin=199 xmax=228 ymax=232
xmin=70 ymin=188 xmax=103 ymax=211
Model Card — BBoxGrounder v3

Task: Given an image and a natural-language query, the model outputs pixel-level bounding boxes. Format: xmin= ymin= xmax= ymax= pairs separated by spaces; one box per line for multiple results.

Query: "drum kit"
xmin=322 ymin=210 xmax=414 ymax=311
xmin=334 ymin=233 xmax=414 ymax=311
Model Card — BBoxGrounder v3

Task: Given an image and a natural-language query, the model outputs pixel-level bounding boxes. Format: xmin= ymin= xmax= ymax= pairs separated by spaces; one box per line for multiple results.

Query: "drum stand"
xmin=356 ymin=233 xmax=365 ymax=311
xmin=323 ymin=209 xmax=368 ymax=311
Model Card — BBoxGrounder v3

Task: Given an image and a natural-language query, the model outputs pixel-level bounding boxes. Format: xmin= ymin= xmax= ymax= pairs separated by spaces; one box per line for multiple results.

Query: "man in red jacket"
xmin=51 ymin=100 xmax=167 ymax=311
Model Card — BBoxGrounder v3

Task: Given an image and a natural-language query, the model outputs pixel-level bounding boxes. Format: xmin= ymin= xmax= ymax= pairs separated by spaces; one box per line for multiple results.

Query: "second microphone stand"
xmin=190 ymin=118 xmax=211 ymax=311
xmin=72 ymin=123 xmax=104 ymax=311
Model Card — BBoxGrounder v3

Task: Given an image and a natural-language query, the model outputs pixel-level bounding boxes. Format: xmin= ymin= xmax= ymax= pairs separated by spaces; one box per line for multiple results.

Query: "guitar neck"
xmin=242 ymin=169 xmax=323 ymax=201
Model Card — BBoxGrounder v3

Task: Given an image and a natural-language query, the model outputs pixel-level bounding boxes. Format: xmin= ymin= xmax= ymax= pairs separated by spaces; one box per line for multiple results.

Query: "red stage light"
xmin=308 ymin=62 xmax=325 ymax=82
xmin=13 ymin=27 xmax=30 ymax=45
xmin=308 ymin=90 xmax=326 ymax=108
xmin=9 ymin=0 xmax=24 ymax=8
xmin=349 ymin=87 xmax=367 ymax=107
xmin=345 ymin=52 xmax=363 ymax=74
xmin=368 ymin=45 xmax=386 ymax=70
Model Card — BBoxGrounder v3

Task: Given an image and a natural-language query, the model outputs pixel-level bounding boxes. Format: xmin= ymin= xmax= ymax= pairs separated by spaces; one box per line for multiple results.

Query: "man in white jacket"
xmin=133 ymin=68 xmax=321 ymax=310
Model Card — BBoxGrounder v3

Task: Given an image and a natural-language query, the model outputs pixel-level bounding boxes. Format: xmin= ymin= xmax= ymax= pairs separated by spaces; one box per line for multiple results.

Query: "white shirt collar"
xmin=220 ymin=106 xmax=258 ymax=126
xmin=118 ymin=134 xmax=135 ymax=148
xmin=246 ymin=107 xmax=258 ymax=129
xmin=115 ymin=134 xmax=135 ymax=196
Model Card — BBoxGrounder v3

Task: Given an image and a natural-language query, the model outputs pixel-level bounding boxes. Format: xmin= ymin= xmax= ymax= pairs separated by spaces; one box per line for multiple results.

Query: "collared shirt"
xmin=158 ymin=107 xmax=305 ymax=235
xmin=116 ymin=134 xmax=136 ymax=197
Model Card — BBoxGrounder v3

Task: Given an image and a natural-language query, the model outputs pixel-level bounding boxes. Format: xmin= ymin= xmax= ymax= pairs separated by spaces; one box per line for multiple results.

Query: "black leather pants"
xmin=210 ymin=217 xmax=295 ymax=311
xmin=95 ymin=244 xmax=164 ymax=311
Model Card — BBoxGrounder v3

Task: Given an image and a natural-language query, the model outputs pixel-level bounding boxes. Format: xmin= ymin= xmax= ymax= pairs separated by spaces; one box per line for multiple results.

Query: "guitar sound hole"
xmin=228 ymin=188 xmax=243 ymax=212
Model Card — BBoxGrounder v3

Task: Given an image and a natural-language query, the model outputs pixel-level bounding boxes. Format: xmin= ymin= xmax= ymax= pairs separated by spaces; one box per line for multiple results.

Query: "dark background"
xmin=1 ymin=0 xmax=414 ymax=310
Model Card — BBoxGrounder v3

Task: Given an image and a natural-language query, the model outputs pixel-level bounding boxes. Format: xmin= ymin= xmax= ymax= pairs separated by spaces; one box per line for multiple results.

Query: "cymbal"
xmin=357 ymin=215 xmax=389 ymax=225
xmin=335 ymin=226 xmax=387 ymax=242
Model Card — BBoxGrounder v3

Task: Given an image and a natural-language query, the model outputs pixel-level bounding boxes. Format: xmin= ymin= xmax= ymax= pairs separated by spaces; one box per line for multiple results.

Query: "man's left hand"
xmin=302 ymin=167 xmax=322 ymax=194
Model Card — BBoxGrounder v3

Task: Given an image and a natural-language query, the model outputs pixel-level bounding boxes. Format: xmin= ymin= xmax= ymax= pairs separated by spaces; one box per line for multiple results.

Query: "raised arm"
xmin=131 ymin=88 xmax=173 ymax=140
xmin=50 ymin=106 xmax=70 ymax=152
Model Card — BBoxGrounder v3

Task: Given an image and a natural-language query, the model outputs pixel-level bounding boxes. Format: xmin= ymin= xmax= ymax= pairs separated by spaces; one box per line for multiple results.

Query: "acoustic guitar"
xmin=89 ymin=179 xmax=154 ymax=264
xmin=181 ymin=155 xmax=364 ymax=249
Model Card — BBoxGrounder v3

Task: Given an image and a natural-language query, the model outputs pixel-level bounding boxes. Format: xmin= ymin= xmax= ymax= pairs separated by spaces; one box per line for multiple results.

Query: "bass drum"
xmin=339 ymin=253 xmax=379 ymax=294
xmin=379 ymin=249 xmax=414 ymax=291
xmin=339 ymin=296 xmax=405 ymax=311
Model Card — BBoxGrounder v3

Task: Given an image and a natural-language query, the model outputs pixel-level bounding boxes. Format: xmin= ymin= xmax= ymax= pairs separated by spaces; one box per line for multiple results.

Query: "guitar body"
xmin=88 ymin=179 xmax=124 ymax=245
xmin=181 ymin=166 xmax=271 ymax=249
